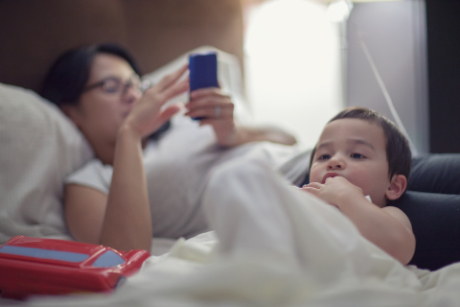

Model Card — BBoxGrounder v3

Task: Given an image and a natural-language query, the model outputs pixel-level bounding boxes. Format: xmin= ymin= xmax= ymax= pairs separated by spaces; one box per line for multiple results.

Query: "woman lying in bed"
xmin=40 ymin=43 xmax=297 ymax=252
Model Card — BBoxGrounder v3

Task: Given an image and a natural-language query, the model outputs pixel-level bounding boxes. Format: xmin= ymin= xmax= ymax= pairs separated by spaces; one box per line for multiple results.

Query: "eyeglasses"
xmin=83 ymin=74 xmax=142 ymax=97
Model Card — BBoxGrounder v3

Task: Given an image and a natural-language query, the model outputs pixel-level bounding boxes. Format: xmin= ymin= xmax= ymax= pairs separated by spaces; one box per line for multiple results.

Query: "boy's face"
xmin=309 ymin=118 xmax=392 ymax=207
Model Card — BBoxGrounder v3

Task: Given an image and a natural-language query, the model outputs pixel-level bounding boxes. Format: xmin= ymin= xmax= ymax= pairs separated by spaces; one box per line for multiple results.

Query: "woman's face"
xmin=65 ymin=53 xmax=142 ymax=164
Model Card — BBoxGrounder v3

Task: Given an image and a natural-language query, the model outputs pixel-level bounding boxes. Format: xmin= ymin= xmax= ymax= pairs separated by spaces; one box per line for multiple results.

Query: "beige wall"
xmin=0 ymin=0 xmax=244 ymax=92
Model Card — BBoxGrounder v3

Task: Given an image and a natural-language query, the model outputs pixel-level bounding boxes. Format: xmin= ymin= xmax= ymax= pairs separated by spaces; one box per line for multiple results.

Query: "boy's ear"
xmin=385 ymin=174 xmax=407 ymax=201
xmin=60 ymin=104 xmax=81 ymax=127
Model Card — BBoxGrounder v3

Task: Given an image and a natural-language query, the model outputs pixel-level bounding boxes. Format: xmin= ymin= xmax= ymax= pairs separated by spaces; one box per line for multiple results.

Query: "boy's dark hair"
xmin=309 ymin=107 xmax=412 ymax=180
xmin=40 ymin=43 xmax=141 ymax=106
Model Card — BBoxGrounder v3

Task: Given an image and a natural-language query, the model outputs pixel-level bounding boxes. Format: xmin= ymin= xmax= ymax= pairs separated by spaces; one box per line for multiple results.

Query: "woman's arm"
xmin=64 ymin=130 xmax=152 ymax=251
xmin=64 ymin=184 xmax=107 ymax=244
xmin=102 ymin=66 xmax=189 ymax=252
xmin=65 ymin=65 xmax=189 ymax=252
xmin=218 ymin=123 xmax=297 ymax=147
xmin=99 ymin=127 xmax=152 ymax=251
xmin=185 ymin=88 xmax=297 ymax=147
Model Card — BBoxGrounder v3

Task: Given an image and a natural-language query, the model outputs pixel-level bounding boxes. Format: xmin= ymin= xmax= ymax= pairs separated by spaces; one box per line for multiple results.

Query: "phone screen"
xmin=189 ymin=52 xmax=218 ymax=91
xmin=189 ymin=52 xmax=219 ymax=120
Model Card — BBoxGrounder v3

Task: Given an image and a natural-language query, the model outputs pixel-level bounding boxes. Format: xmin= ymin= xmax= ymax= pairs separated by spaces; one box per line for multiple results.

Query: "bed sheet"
xmin=10 ymin=159 xmax=460 ymax=307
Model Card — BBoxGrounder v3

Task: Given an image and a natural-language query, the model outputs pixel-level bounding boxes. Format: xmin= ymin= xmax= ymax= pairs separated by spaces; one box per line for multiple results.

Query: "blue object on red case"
xmin=0 ymin=236 xmax=150 ymax=300
xmin=189 ymin=51 xmax=218 ymax=91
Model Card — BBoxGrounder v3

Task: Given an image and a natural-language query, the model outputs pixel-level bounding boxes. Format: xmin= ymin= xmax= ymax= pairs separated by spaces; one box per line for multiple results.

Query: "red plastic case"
xmin=0 ymin=236 xmax=150 ymax=299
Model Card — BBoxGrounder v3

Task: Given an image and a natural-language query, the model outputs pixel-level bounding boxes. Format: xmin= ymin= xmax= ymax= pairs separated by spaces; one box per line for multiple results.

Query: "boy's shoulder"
xmin=382 ymin=206 xmax=412 ymax=231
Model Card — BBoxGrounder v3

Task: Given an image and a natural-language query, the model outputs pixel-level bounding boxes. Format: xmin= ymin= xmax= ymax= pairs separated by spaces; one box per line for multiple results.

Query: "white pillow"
xmin=0 ymin=83 xmax=93 ymax=243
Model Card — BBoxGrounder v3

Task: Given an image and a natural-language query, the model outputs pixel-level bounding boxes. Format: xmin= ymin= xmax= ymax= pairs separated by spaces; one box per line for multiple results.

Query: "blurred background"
xmin=1 ymin=0 xmax=459 ymax=154
xmin=242 ymin=0 xmax=429 ymax=153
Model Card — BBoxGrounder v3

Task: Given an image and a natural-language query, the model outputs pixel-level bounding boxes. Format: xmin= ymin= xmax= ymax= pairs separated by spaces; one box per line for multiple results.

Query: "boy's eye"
xmin=317 ymin=154 xmax=331 ymax=161
xmin=350 ymin=153 xmax=365 ymax=159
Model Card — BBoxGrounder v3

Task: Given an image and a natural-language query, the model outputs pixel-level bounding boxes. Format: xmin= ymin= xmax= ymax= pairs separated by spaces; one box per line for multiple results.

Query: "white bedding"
xmin=16 ymin=159 xmax=460 ymax=307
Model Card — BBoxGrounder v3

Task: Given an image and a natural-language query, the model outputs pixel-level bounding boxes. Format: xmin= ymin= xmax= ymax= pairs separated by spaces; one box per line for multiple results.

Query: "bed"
xmin=2 ymin=0 xmax=460 ymax=306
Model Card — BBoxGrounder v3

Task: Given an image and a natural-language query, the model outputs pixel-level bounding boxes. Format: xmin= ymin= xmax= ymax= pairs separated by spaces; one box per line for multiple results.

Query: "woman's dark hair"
xmin=40 ymin=43 xmax=141 ymax=106
xmin=309 ymin=107 xmax=412 ymax=180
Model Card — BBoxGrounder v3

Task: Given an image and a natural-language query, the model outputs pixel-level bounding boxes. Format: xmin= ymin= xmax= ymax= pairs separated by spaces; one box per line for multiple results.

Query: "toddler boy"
xmin=301 ymin=107 xmax=415 ymax=265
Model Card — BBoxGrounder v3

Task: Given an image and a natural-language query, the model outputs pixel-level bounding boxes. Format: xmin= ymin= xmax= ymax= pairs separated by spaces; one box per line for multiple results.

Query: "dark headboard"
xmin=0 ymin=0 xmax=244 ymax=92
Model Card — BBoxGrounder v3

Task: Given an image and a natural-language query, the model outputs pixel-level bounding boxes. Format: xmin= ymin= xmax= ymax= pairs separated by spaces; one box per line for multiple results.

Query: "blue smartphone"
xmin=189 ymin=51 xmax=218 ymax=120
xmin=189 ymin=51 xmax=218 ymax=91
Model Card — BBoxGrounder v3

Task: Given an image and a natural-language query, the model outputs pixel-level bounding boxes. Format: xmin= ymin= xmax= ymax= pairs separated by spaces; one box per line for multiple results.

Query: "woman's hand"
xmin=185 ymin=87 xmax=240 ymax=146
xmin=123 ymin=64 xmax=189 ymax=140
xmin=185 ymin=86 xmax=297 ymax=147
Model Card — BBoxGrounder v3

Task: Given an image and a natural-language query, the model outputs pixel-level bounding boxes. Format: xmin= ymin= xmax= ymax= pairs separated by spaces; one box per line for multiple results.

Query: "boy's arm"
xmin=302 ymin=177 xmax=416 ymax=265
xmin=334 ymin=194 xmax=415 ymax=265
xmin=381 ymin=206 xmax=415 ymax=262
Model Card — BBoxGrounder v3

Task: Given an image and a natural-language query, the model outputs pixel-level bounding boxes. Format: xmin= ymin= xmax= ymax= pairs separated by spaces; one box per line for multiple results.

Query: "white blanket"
xmin=18 ymin=159 xmax=460 ymax=307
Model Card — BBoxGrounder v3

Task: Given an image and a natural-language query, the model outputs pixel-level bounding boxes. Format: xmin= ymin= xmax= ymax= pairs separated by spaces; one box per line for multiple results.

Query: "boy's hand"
xmin=301 ymin=176 xmax=364 ymax=209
